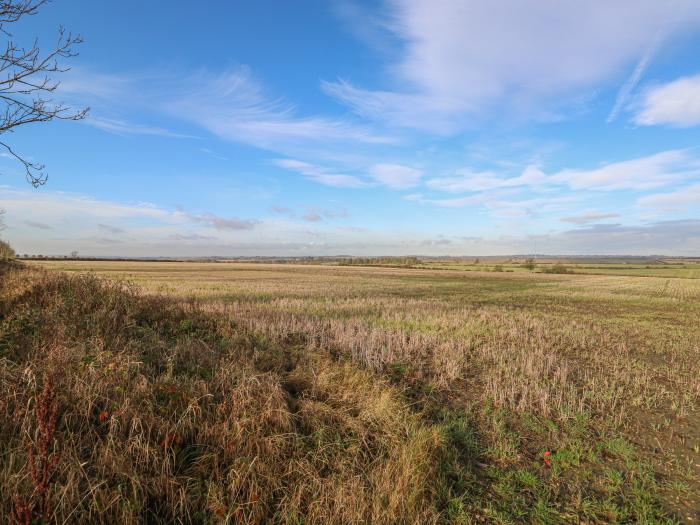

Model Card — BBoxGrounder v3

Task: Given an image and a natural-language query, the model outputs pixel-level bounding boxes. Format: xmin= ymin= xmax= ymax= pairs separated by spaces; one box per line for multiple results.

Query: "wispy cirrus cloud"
xmin=427 ymin=166 xmax=545 ymax=193
xmin=327 ymin=1 xmax=700 ymax=132
xmin=165 ymin=68 xmax=395 ymax=149
xmin=60 ymin=66 xmax=394 ymax=151
xmin=606 ymin=31 xmax=664 ymax=123
xmin=275 ymin=158 xmax=428 ymax=190
xmin=274 ymin=159 xmax=369 ymax=188
xmin=87 ymin=116 xmax=197 ymax=139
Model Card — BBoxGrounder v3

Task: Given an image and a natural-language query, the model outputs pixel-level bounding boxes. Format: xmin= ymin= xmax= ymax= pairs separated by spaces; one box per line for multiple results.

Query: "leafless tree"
xmin=1 ymin=0 xmax=88 ymax=187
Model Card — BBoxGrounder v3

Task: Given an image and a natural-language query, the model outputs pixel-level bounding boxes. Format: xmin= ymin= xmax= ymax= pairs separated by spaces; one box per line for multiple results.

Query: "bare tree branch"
xmin=0 ymin=0 xmax=88 ymax=186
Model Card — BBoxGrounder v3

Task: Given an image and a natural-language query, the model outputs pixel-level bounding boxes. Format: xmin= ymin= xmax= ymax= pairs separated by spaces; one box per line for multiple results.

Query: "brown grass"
xmin=5 ymin=260 xmax=700 ymax=522
xmin=0 ymin=264 xmax=440 ymax=523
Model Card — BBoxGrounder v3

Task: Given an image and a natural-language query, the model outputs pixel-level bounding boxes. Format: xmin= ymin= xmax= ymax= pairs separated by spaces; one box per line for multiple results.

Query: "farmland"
xmin=2 ymin=260 xmax=700 ymax=523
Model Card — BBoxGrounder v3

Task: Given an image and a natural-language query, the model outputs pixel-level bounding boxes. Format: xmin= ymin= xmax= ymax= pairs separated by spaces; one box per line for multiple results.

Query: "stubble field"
xmin=2 ymin=260 xmax=699 ymax=523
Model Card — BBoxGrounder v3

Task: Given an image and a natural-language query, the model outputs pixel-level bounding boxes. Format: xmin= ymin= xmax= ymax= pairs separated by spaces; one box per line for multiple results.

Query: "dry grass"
xmin=0 ymin=264 xmax=440 ymax=523
xmin=5 ymin=260 xmax=700 ymax=522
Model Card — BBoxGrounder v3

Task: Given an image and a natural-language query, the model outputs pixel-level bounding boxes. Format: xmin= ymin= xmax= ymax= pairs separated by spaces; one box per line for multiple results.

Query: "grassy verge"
xmin=0 ymin=265 xmax=440 ymax=523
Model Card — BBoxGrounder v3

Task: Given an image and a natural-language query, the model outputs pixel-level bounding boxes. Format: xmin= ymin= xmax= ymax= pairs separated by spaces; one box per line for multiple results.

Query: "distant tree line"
xmin=339 ymin=257 xmax=420 ymax=267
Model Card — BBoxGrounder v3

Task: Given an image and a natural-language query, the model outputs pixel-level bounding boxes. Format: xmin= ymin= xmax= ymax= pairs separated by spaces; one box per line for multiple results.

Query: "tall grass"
xmin=0 ymin=265 xmax=440 ymax=523
xmin=5 ymin=261 xmax=700 ymax=522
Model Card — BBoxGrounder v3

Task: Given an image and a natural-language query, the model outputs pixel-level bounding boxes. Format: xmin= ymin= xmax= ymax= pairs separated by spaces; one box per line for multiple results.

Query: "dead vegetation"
xmin=3 ymin=261 xmax=700 ymax=522
xmin=0 ymin=265 xmax=441 ymax=523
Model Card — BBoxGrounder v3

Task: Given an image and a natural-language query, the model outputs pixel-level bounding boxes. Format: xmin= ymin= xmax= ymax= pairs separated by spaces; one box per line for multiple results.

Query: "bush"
xmin=522 ymin=258 xmax=536 ymax=270
xmin=0 ymin=239 xmax=15 ymax=261
xmin=546 ymin=264 xmax=570 ymax=274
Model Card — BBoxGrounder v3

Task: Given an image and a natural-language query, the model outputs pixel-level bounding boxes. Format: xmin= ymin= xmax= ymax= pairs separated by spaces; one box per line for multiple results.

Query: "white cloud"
xmin=418 ymin=150 xmax=697 ymax=210
xmin=550 ymin=220 xmax=700 ymax=255
xmin=163 ymin=67 xmax=395 ymax=149
xmin=368 ymin=163 xmax=423 ymax=188
xmin=606 ymin=31 xmax=663 ymax=123
xmin=485 ymin=196 xmax=578 ymax=218
xmin=274 ymin=159 xmax=369 ymax=188
xmin=321 ymin=79 xmax=464 ymax=134
xmin=61 ymin=66 xmax=395 ymax=151
xmin=638 ymin=183 xmax=700 ymax=210
xmin=404 ymin=193 xmax=486 ymax=208
xmin=3 ymin=187 xmax=698 ymax=256
xmin=549 ymin=150 xmax=699 ymax=191
xmin=275 ymin=159 xmax=424 ymax=190
xmin=302 ymin=213 xmax=322 ymax=222
xmin=560 ymin=211 xmax=621 ymax=225
xmin=427 ymin=165 xmax=545 ymax=193
xmin=59 ymin=68 xmax=135 ymax=101
xmin=634 ymin=73 xmax=700 ymax=127
xmin=326 ymin=1 xmax=700 ymax=132
xmin=406 ymin=192 xmax=576 ymax=217
xmin=87 ymin=116 xmax=196 ymax=138
xmin=0 ymin=188 xmax=261 ymax=248
xmin=0 ymin=187 xmax=168 ymax=221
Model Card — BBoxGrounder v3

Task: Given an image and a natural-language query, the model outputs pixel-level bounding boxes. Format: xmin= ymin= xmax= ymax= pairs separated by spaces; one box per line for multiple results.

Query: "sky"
xmin=1 ymin=0 xmax=700 ymax=256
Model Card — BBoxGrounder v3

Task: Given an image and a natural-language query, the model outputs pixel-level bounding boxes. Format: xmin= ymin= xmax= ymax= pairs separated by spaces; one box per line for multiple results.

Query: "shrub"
xmin=522 ymin=258 xmax=536 ymax=270
xmin=0 ymin=239 xmax=15 ymax=261
xmin=546 ymin=264 xmax=571 ymax=274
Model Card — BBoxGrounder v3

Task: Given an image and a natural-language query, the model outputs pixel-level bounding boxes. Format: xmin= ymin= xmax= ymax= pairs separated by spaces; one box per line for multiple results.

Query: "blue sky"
xmin=2 ymin=0 xmax=700 ymax=256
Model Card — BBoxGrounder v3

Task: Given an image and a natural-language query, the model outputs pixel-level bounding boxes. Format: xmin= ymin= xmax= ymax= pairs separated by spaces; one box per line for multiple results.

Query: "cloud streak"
xmin=638 ymin=183 xmax=700 ymax=210
xmin=325 ymin=1 xmax=700 ymax=132
xmin=560 ymin=211 xmax=620 ymax=225
xmin=606 ymin=31 xmax=663 ymax=123
xmin=184 ymin=211 xmax=259 ymax=231
xmin=62 ymin=66 xmax=395 ymax=152
xmin=274 ymin=159 xmax=369 ymax=188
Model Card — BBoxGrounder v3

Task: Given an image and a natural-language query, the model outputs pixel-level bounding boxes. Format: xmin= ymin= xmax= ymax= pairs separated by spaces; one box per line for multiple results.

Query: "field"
xmin=2 ymin=260 xmax=700 ymax=523
xmin=419 ymin=262 xmax=700 ymax=279
xmin=341 ymin=258 xmax=700 ymax=279
xmin=427 ymin=261 xmax=700 ymax=279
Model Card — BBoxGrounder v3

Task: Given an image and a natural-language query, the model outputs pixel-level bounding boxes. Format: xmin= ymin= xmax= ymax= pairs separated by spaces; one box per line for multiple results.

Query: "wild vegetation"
xmin=2 ymin=260 xmax=700 ymax=523
xmin=0 ymin=239 xmax=14 ymax=261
